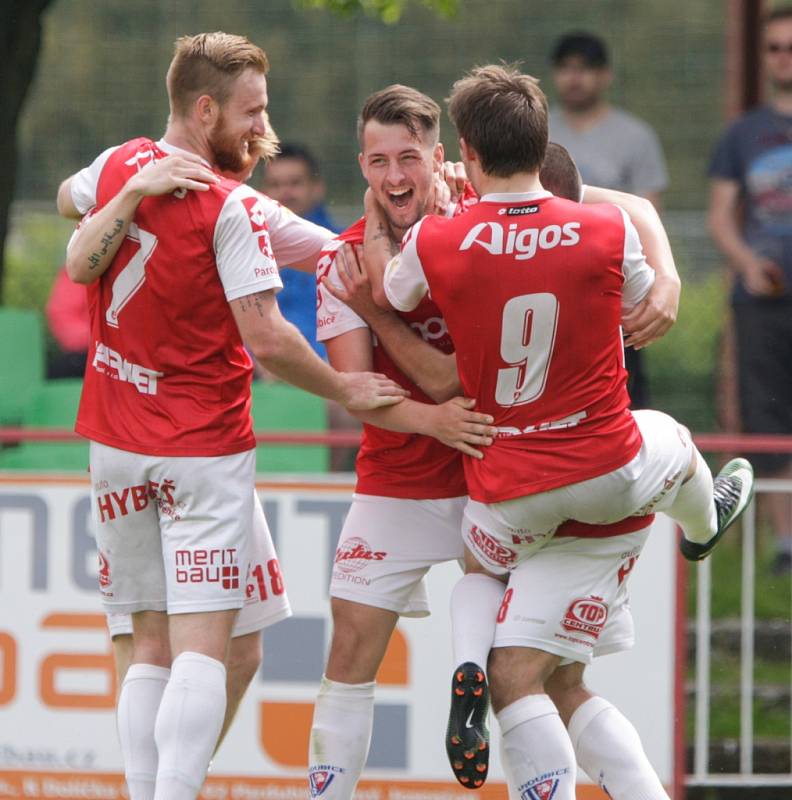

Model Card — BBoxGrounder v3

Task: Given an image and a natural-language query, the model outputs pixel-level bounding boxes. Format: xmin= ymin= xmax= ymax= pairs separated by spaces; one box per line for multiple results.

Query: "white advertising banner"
xmin=0 ymin=475 xmax=678 ymax=799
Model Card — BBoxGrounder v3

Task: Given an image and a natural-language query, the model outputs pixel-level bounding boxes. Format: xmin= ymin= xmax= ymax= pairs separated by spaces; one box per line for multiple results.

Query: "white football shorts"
xmin=330 ymin=494 xmax=466 ymax=617
xmin=463 ymin=409 xmax=692 ymax=574
xmin=493 ymin=527 xmax=650 ymax=664
xmin=91 ymin=442 xmax=279 ymax=617
xmin=105 ymin=489 xmax=291 ymax=637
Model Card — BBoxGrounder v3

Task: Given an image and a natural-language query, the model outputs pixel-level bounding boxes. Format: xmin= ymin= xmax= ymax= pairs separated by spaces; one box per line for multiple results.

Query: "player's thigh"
xmin=90 ymin=442 xmax=165 ymax=613
xmin=330 ymin=494 xmax=465 ymax=618
xmin=493 ymin=528 xmax=650 ymax=666
xmin=557 ymin=410 xmax=693 ymax=521
xmin=233 ymin=491 xmax=291 ymax=637
xmin=158 ymin=449 xmax=255 ymax=616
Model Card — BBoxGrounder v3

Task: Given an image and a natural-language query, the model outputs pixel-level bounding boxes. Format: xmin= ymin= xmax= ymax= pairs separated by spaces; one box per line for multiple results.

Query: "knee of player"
xmin=227 ymin=633 xmax=263 ymax=686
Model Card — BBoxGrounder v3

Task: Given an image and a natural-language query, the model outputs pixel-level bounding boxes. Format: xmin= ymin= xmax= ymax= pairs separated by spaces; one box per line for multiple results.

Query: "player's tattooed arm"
xmin=65 ymin=154 xmax=219 ymax=284
xmin=232 ymin=291 xmax=407 ymax=411
xmin=362 ymin=190 xmax=399 ymax=306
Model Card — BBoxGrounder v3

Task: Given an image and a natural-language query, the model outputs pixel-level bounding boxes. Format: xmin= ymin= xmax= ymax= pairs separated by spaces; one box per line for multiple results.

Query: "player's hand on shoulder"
xmin=128 ymin=153 xmax=219 ymax=198
xmin=622 ymin=273 xmax=680 ymax=349
xmin=337 ymin=371 xmax=409 ymax=411
xmin=426 ymin=397 xmax=496 ymax=460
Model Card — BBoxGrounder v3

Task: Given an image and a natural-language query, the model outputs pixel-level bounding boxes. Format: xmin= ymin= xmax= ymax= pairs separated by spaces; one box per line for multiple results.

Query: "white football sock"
xmin=451 ymin=573 xmax=507 ymax=672
xmin=497 ymin=694 xmax=577 ymax=800
xmin=153 ymin=652 xmax=226 ymax=800
xmin=569 ymin=697 xmax=669 ymax=800
xmin=117 ymin=663 xmax=170 ymax=800
xmin=308 ymin=676 xmax=376 ymax=799
xmin=499 ymin=735 xmax=520 ymax=800
xmin=666 ymin=451 xmax=717 ymax=544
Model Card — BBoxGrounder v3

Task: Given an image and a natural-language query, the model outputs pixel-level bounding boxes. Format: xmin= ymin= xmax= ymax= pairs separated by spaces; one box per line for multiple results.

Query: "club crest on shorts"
xmin=309 ymin=765 xmax=344 ymax=797
xmin=562 ymin=595 xmax=608 ymax=638
xmin=334 ymin=536 xmax=387 ymax=574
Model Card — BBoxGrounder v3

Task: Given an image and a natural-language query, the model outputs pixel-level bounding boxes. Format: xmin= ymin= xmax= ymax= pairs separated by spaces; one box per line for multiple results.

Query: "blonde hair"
xmin=167 ymin=32 xmax=269 ymax=118
xmin=249 ymin=111 xmax=281 ymax=164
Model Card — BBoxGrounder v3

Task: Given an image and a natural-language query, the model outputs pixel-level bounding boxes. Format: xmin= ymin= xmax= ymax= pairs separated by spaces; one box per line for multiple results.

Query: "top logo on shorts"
xmin=469 ymin=525 xmax=517 ymax=567
xmin=334 ymin=537 xmax=387 ymax=574
xmin=562 ymin=596 xmax=608 ymax=638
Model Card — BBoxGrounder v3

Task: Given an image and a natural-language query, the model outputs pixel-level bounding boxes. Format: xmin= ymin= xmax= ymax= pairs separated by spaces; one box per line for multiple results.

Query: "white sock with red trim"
xmin=308 ymin=676 xmax=376 ymax=799
xmin=497 ymin=694 xmax=577 ymax=800
xmin=569 ymin=697 xmax=669 ymax=800
xmin=153 ymin=651 xmax=226 ymax=800
xmin=450 ymin=573 xmax=507 ymax=673
xmin=667 ymin=451 xmax=717 ymax=544
xmin=117 ymin=663 xmax=170 ymax=800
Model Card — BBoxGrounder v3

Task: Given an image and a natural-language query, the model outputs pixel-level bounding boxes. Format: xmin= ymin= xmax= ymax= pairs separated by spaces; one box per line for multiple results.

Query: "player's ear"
xmin=358 ymin=151 xmax=367 ymax=178
xmin=196 ymin=94 xmax=218 ymax=125
xmin=433 ymin=142 xmax=445 ymax=171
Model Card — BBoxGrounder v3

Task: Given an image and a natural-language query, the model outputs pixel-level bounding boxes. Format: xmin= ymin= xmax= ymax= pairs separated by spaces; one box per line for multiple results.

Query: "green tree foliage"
xmin=299 ymin=0 xmax=458 ymax=24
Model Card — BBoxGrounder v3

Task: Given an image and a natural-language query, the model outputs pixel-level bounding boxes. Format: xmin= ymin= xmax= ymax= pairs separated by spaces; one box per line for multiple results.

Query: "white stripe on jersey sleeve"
xmin=383 ymin=218 xmax=429 ymax=312
xmin=616 ymin=205 xmax=656 ymax=310
xmin=315 ymin=242 xmax=368 ymax=343
xmin=69 ymin=145 xmax=121 ymax=215
xmin=260 ymin=194 xmax=334 ymax=266
xmin=214 ymin=184 xmax=284 ymax=302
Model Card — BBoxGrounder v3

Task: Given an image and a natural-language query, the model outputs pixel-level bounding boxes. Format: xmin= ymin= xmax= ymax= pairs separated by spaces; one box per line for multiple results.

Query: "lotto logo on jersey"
xmin=309 ymin=765 xmax=345 ymax=797
xmin=459 ymin=221 xmax=580 ymax=261
xmin=519 ymin=768 xmax=569 ymax=800
xmin=468 ymin=525 xmax=517 ymax=567
xmin=334 ymin=537 xmax=387 ymax=574
xmin=561 ymin=596 xmax=608 ymax=638
xmin=93 ymin=342 xmax=163 ymax=395
xmin=241 ymin=196 xmax=269 ymax=232
xmin=175 ymin=548 xmax=240 ymax=589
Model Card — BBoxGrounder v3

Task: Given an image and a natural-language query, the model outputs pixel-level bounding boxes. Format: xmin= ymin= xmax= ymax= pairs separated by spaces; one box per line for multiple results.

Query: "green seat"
xmin=0 ymin=379 xmax=88 ymax=471
xmin=0 ymin=308 xmax=45 ymax=425
xmin=250 ymin=382 xmax=328 ymax=473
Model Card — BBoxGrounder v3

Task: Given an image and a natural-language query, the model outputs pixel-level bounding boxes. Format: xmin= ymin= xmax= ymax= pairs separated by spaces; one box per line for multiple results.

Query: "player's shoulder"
xmin=338 ymin=216 xmax=366 ymax=245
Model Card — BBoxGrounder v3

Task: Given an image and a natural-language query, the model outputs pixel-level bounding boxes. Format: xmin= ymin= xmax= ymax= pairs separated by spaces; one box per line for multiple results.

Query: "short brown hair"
xmin=447 ymin=64 xmax=548 ymax=177
xmin=766 ymin=6 xmax=792 ymax=25
xmin=540 ymin=142 xmax=581 ymax=201
xmin=167 ymin=32 xmax=269 ymax=119
xmin=357 ymin=85 xmax=440 ymax=146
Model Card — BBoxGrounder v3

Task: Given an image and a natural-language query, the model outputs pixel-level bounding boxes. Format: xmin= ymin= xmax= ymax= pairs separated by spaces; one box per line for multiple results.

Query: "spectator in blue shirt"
xmin=261 ymin=143 xmax=342 ymax=357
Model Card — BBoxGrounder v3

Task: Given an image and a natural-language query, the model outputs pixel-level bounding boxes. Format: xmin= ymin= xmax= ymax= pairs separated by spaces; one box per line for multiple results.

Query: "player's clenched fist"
xmin=337 ymin=372 xmax=410 ymax=411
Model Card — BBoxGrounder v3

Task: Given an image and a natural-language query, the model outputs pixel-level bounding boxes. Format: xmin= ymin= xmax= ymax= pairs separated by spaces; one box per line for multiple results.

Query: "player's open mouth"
xmin=388 ymin=188 xmax=413 ymax=209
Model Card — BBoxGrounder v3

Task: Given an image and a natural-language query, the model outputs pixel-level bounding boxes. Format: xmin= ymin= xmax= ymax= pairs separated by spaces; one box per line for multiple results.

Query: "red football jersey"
xmin=71 ymin=137 xmax=330 ymax=456
xmin=384 ymin=190 xmax=655 ymax=503
xmin=316 ymin=215 xmax=467 ymax=499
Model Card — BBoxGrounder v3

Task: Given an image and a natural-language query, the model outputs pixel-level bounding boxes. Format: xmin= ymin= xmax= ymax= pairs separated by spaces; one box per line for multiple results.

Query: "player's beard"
xmin=209 ymin=113 xmax=253 ymax=176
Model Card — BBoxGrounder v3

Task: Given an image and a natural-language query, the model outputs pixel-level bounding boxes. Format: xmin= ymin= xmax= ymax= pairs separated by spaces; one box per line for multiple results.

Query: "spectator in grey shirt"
xmin=548 ymin=31 xmax=669 ymax=407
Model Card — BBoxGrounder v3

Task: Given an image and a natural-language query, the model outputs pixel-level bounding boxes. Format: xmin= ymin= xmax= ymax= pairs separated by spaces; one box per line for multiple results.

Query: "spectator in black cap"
xmin=548 ymin=31 xmax=669 ymax=409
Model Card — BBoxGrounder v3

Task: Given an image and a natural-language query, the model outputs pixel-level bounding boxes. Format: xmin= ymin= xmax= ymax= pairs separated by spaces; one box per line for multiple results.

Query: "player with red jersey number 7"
xmin=55 ymin=32 xmax=406 ymax=800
